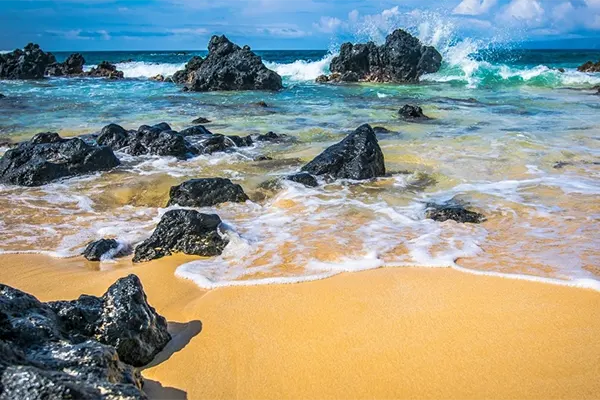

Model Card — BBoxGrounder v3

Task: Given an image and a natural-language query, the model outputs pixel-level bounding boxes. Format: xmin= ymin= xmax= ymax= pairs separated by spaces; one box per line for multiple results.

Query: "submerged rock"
xmin=86 ymin=61 xmax=124 ymax=79
xmin=192 ymin=116 xmax=211 ymax=124
xmin=0 ymin=93 xmax=5 ymax=99
xmin=0 ymin=274 xmax=170 ymax=398
xmin=0 ymin=43 xmax=57 ymax=80
xmin=398 ymin=104 xmax=430 ymax=121
xmin=133 ymin=209 xmax=228 ymax=262
xmin=577 ymin=60 xmax=600 ymax=73
xmin=179 ymin=125 xmax=214 ymax=136
xmin=0 ymin=132 xmax=120 ymax=186
xmin=301 ymin=124 xmax=385 ymax=180
xmin=318 ymin=29 xmax=442 ymax=84
xmin=82 ymin=238 xmax=123 ymax=261
xmin=196 ymin=133 xmax=253 ymax=154
xmin=168 ymin=178 xmax=249 ymax=207
xmin=255 ymin=131 xmax=292 ymax=142
xmin=45 ymin=53 xmax=85 ymax=77
xmin=174 ymin=35 xmax=282 ymax=91
xmin=425 ymin=202 xmax=486 ymax=224
xmin=286 ymin=172 xmax=318 ymax=187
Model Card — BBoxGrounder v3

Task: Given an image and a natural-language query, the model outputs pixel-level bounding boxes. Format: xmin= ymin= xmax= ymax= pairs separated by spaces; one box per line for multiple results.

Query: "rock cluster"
xmin=0 ymin=274 xmax=170 ymax=399
xmin=45 ymin=53 xmax=85 ymax=77
xmin=0 ymin=43 xmax=57 ymax=79
xmin=86 ymin=61 xmax=124 ymax=79
xmin=577 ymin=61 xmax=600 ymax=73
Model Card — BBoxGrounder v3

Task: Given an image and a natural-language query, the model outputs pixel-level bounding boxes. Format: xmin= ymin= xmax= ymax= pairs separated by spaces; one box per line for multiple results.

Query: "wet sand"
xmin=1 ymin=253 xmax=599 ymax=399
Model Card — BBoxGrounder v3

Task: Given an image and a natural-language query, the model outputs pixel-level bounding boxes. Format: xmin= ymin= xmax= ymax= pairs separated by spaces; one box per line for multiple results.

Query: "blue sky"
xmin=1 ymin=0 xmax=600 ymax=50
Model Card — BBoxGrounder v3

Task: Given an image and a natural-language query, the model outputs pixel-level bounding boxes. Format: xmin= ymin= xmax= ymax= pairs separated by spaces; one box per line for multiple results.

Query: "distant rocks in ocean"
xmin=168 ymin=178 xmax=249 ymax=207
xmin=398 ymin=104 xmax=430 ymax=121
xmin=0 ymin=43 xmax=57 ymax=79
xmin=45 ymin=53 xmax=85 ymax=77
xmin=192 ymin=116 xmax=211 ymax=124
xmin=301 ymin=124 xmax=385 ymax=180
xmin=316 ymin=29 xmax=442 ymax=84
xmin=577 ymin=60 xmax=600 ymax=73
xmin=133 ymin=209 xmax=228 ymax=262
xmin=0 ymin=132 xmax=120 ymax=186
xmin=173 ymin=35 xmax=283 ymax=91
xmin=0 ymin=274 xmax=170 ymax=398
xmin=86 ymin=61 xmax=124 ymax=79
xmin=425 ymin=202 xmax=486 ymax=224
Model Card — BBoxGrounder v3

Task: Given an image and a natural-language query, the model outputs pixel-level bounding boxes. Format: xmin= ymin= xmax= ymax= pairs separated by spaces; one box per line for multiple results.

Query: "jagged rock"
xmin=318 ymin=29 xmax=442 ymax=83
xmin=286 ymin=172 xmax=318 ymax=187
xmin=179 ymin=125 xmax=213 ymax=136
xmin=192 ymin=117 xmax=211 ymax=124
xmin=150 ymin=74 xmax=165 ymax=82
xmin=0 ymin=274 xmax=169 ymax=399
xmin=196 ymin=134 xmax=253 ymax=154
xmin=577 ymin=61 xmax=600 ymax=73
xmin=97 ymin=123 xmax=130 ymax=150
xmin=175 ymin=36 xmax=282 ymax=91
xmin=0 ymin=132 xmax=120 ymax=186
xmin=0 ymin=43 xmax=57 ymax=80
xmin=86 ymin=61 xmax=124 ymax=79
xmin=45 ymin=53 xmax=85 ymax=77
xmin=82 ymin=239 xmax=123 ymax=261
xmin=398 ymin=104 xmax=429 ymax=121
xmin=301 ymin=124 xmax=385 ymax=180
xmin=167 ymin=178 xmax=249 ymax=207
xmin=315 ymin=74 xmax=329 ymax=83
xmin=133 ymin=209 xmax=228 ymax=262
xmin=425 ymin=202 xmax=486 ymax=224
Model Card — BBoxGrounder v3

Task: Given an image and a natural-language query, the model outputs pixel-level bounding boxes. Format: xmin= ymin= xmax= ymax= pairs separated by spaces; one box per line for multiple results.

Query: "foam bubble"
xmin=265 ymin=54 xmax=334 ymax=82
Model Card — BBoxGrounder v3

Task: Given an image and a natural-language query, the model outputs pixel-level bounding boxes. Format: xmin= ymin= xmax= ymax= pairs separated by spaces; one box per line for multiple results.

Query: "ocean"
xmin=1 ymin=42 xmax=600 ymax=290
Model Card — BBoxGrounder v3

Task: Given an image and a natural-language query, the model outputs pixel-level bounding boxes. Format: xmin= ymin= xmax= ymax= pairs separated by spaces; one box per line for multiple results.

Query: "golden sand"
xmin=1 ymin=254 xmax=599 ymax=400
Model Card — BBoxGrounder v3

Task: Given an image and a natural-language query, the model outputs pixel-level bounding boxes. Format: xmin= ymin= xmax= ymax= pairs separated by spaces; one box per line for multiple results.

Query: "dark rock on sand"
xmin=425 ymin=202 xmax=486 ymax=224
xmin=133 ymin=209 xmax=228 ymax=262
xmin=318 ymin=29 xmax=442 ymax=84
xmin=86 ymin=61 xmax=124 ymax=79
xmin=82 ymin=238 xmax=121 ymax=261
xmin=0 ymin=43 xmax=57 ymax=80
xmin=175 ymin=35 xmax=282 ymax=91
xmin=192 ymin=117 xmax=211 ymax=124
xmin=168 ymin=178 xmax=249 ymax=207
xmin=196 ymin=134 xmax=253 ymax=154
xmin=286 ymin=172 xmax=318 ymax=187
xmin=0 ymin=274 xmax=170 ymax=398
xmin=45 ymin=53 xmax=85 ymax=77
xmin=0 ymin=132 xmax=120 ymax=186
xmin=97 ymin=123 xmax=130 ymax=150
xmin=577 ymin=61 xmax=600 ymax=73
xmin=398 ymin=104 xmax=430 ymax=121
xmin=301 ymin=124 xmax=385 ymax=180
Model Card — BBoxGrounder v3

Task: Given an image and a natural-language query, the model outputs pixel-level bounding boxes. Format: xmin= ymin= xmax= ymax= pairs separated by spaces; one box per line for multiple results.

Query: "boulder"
xmin=425 ymin=202 xmax=486 ymax=224
xmin=577 ymin=61 xmax=600 ymax=73
xmin=196 ymin=134 xmax=253 ymax=154
xmin=0 ymin=43 xmax=57 ymax=80
xmin=286 ymin=172 xmax=318 ymax=187
xmin=97 ymin=123 xmax=130 ymax=150
xmin=179 ymin=125 xmax=214 ymax=136
xmin=192 ymin=117 xmax=211 ymax=124
xmin=255 ymin=131 xmax=291 ymax=142
xmin=86 ymin=61 xmax=124 ymax=79
xmin=318 ymin=29 xmax=442 ymax=83
xmin=45 ymin=53 xmax=85 ymax=77
xmin=0 ymin=132 xmax=120 ymax=186
xmin=301 ymin=124 xmax=385 ymax=180
xmin=175 ymin=36 xmax=282 ymax=91
xmin=82 ymin=238 xmax=122 ymax=261
xmin=0 ymin=274 xmax=170 ymax=398
xmin=398 ymin=104 xmax=429 ymax=121
xmin=133 ymin=209 xmax=228 ymax=262
xmin=168 ymin=178 xmax=249 ymax=207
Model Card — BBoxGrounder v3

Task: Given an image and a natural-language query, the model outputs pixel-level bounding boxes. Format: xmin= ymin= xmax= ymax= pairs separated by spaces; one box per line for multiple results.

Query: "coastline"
xmin=1 ymin=254 xmax=599 ymax=399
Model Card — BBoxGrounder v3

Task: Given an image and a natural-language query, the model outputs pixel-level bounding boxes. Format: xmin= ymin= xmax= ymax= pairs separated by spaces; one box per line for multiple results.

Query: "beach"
xmin=2 ymin=253 xmax=599 ymax=399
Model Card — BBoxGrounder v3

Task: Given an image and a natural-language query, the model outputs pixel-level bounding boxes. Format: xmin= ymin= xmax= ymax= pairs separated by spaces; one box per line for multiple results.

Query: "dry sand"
xmin=1 ymin=253 xmax=599 ymax=400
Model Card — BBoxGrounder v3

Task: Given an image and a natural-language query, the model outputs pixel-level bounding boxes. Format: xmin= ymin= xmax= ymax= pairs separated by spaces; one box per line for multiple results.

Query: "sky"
xmin=1 ymin=0 xmax=600 ymax=51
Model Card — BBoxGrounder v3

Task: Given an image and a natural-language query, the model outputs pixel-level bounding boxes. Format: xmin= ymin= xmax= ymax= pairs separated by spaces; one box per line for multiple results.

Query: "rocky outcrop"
xmin=133 ymin=209 xmax=228 ymax=262
xmin=0 ymin=43 xmax=57 ymax=79
xmin=301 ymin=124 xmax=385 ymax=180
xmin=82 ymin=238 xmax=125 ymax=261
xmin=86 ymin=61 xmax=124 ymax=79
xmin=577 ymin=61 xmax=600 ymax=73
xmin=174 ymin=35 xmax=282 ymax=91
xmin=317 ymin=29 xmax=442 ymax=84
xmin=425 ymin=202 xmax=486 ymax=224
xmin=0 ymin=274 xmax=170 ymax=399
xmin=398 ymin=104 xmax=430 ymax=121
xmin=45 ymin=53 xmax=85 ymax=77
xmin=286 ymin=172 xmax=318 ymax=187
xmin=168 ymin=178 xmax=249 ymax=207
xmin=0 ymin=132 xmax=120 ymax=186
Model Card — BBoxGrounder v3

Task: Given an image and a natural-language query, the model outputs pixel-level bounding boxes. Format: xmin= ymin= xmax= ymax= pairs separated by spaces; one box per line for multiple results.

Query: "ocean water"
xmin=1 ymin=38 xmax=600 ymax=290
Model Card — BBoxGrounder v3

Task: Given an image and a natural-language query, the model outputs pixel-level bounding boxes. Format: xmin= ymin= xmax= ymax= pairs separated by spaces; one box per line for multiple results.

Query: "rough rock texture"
xmin=577 ymin=61 xmax=600 ymax=73
xmin=398 ymin=104 xmax=430 ymax=121
xmin=0 ymin=274 xmax=170 ymax=399
xmin=133 ymin=209 xmax=228 ymax=262
xmin=301 ymin=124 xmax=385 ymax=180
xmin=425 ymin=202 xmax=486 ymax=224
xmin=179 ymin=125 xmax=214 ymax=136
xmin=97 ymin=123 xmax=130 ymax=150
xmin=319 ymin=29 xmax=442 ymax=83
xmin=175 ymin=35 xmax=282 ymax=91
xmin=86 ymin=61 xmax=124 ymax=79
xmin=196 ymin=134 xmax=253 ymax=154
xmin=286 ymin=172 xmax=318 ymax=187
xmin=82 ymin=239 xmax=121 ymax=261
xmin=168 ymin=178 xmax=249 ymax=207
xmin=255 ymin=131 xmax=292 ymax=142
xmin=0 ymin=132 xmax=120 ymax=186
xmin=0 ymin=43 xmax=57 ymax=80
xmin=45 ymin=53 xmax=85 ymax=77
xmin=192 ymin=117 xmax=211 ymax=124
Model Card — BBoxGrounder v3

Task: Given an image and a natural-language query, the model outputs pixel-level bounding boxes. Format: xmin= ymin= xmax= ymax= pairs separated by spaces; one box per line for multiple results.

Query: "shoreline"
xmin=1 ymin=254 xmax=599 ymax=399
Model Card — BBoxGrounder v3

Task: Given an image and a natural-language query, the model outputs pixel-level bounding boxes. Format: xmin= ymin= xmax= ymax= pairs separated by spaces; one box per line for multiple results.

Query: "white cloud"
xmin=453 ymin=0 xmax=497 ymax=15
xmin=313 ymin=16 xmax=342 ymax=33
xmin=502 ymin=0 xmax=544 ymax=21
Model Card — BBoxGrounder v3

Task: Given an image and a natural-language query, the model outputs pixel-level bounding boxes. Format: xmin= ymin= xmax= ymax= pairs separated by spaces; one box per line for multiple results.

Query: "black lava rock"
xmin=179 ymin=125 xmax=214 ymax=136
xmin=196 ymin=134 xmax=253 ymax=154
xmin=168 ymin=178 xmax=249 ymax=207
xmin=320 ymin=29 xmax=442 ymax=83
xmin=425 ymin=203 xmax=486 ymax=224
xmin=286 ymin=172 xmax=318 ymax=187
xmin=82 ymin=239 xmax=121 ymax=261
xmin=192 ymin=117 xmax=211 ymax=124
xmin=398 ymin=104 xmax=429 ymax=121
xmin=301 ymin=124 xmax=386 ymax=180
xmin=45 ymin=53 xmax=85 ymax=77
xmin=97 ymin=123 xmax=130 ymax=150
xmin=0 ymin=132 xmax=120 ymax=186
xmin=0 ymin=43 xmax=57 ymax=80
xmin=133 ymin=209 xmax=228 ymax=262
xmin=86 ymin=61 xmax=124 ymax=79
xmin=127 ymin=126 xmax=197 ymax=159
xmin=175 ymin=35 xmax=282 ymax=91
xmin=577 ymin=60 xmax=600 ymax=73
xmin=255 ymin=131 xmax=292 ymax=142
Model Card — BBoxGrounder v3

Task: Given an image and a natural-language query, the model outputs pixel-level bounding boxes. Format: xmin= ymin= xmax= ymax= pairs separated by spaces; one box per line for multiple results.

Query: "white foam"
xmin=83 ymin=61 xmax=185 ymax=79
xmin=265 ymin=54 xmax=334 ymax=81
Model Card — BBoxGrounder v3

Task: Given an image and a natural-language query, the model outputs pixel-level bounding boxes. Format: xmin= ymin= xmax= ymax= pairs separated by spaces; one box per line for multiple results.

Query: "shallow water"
xmin=1 ymin=45 xmax=600 ymax=289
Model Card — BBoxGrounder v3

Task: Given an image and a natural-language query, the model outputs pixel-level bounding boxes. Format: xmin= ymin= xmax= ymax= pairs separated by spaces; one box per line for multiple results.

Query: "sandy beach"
xmin=1 ymin=253 xmax=599 ymax=400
